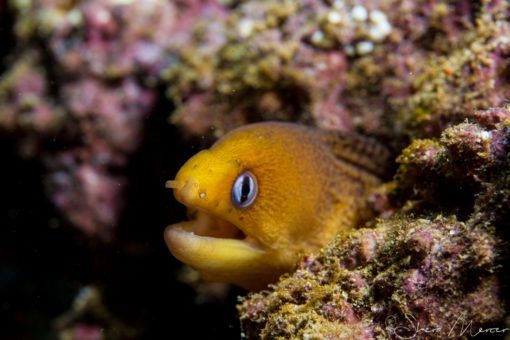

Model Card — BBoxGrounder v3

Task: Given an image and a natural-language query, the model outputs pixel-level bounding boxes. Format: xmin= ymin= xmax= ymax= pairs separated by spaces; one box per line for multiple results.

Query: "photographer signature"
xmin=385 ymin=313 xmax=509 ymax=339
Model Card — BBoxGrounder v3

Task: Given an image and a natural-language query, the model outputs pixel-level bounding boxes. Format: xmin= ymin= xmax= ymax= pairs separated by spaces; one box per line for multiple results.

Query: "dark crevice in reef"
xmin=0 ymin=1 xmax=16 ymax=74
xmin=0 ymin=134 xmax=82 ymax=339
xmin=0 ymin=86 xmax=242 ymax=338
xmin=109 ymin=89 xmax=242 ymax=338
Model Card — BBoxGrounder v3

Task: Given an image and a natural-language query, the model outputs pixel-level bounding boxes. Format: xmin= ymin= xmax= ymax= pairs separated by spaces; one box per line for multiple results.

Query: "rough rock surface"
xmin=238 ymin=107 xmax=509 ymax=338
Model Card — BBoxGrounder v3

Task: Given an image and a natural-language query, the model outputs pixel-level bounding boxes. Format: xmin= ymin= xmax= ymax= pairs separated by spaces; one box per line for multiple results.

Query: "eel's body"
xmin=165 ymin=122 xmax=391 ymax=290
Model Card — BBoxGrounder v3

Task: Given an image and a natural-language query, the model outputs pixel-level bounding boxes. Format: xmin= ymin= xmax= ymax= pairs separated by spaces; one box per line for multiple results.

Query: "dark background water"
xmin=0 ymin=104 xmax=242 ymax=339
xmin=0 ymin=6 xmax=241 ymax=334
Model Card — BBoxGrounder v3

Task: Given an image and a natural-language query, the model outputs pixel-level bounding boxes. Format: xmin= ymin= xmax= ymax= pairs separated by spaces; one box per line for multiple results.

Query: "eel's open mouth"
xmin=182 ymin=208 xmax=246 ymax=240
xmin=164 ymin=209 xmax=267 ymax=276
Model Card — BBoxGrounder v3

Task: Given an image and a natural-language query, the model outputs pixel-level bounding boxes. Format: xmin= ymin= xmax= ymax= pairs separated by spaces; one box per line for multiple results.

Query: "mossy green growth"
xmin=239 ymin=107 xmax=510 ymax=339
xmin=238 ymin=215 xmax=502 ymax=339
xmin=396 ymin=12 xmax=510 ymax=138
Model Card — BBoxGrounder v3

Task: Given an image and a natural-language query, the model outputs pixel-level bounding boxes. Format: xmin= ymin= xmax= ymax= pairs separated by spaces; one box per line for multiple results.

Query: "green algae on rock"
xmin=394 ymin=106 xmax=510 ymax=220
xmin=0 ymin=52 xmax=65 ymax=157
xmin=394 ymin=13 xmax=510 ymax=139
xmin=164 ymin=0 xmax=510 ymax=146
xmin=238 ymin=106 xmax=510 ymax=338
xmin=238 ymin=215 xmax=503 ymax=339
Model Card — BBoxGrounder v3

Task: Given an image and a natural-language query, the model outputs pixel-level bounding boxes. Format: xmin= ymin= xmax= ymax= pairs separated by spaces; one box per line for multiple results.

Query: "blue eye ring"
xmin=231 ymin=171 xmax=258 ymax=208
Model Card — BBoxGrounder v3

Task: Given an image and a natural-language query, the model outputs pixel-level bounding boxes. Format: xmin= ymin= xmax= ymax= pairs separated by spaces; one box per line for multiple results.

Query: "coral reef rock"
xmin=165 ymin=0 xmax=510 ymax=142
xmin=2 ymin=0 xmax=510 ymax=243
xmin=0 ymin=0 xmax=173 ymax=239
xmin=238 ymin=106 xmax=509 ymax=338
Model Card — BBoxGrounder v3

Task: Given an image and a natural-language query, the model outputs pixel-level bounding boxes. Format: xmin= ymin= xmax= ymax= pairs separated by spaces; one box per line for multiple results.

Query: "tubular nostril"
xmin=165 ymin=180 xmax=182 ymax=189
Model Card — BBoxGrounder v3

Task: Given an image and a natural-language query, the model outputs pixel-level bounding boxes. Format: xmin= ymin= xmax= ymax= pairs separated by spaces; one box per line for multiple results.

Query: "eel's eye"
xmin=231 ymin=171 xmax=258 ymax=208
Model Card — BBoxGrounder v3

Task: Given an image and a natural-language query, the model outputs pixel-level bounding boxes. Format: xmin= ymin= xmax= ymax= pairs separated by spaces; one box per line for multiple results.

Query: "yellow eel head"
xmin=164 ymin=122 xmax=386 ymax=290
xmin=164 ymin=123 xmax=325 ymax=291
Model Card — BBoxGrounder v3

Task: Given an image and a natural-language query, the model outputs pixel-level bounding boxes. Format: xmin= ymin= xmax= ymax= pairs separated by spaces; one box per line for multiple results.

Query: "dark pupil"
xmin=240 ymin=175 xmax=251 ymax=203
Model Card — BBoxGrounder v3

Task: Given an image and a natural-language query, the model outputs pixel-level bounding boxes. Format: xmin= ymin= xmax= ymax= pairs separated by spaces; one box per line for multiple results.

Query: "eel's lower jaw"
xmin=164 ymin=224 xmax=267 ymax=268
xmin=164 ymin=214 xmax=277 ymax=289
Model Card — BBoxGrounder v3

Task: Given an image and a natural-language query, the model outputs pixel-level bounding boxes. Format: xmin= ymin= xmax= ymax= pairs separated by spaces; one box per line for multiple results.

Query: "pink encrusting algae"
xmin=238 ymin=106 xmax=509 ymax=338
xmin=0 ymin=0 xmax=509 ymax=337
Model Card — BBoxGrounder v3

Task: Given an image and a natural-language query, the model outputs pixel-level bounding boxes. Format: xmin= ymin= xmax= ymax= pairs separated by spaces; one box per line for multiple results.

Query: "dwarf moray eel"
xmin=164 ymin=122 xmax=391 ymax=291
